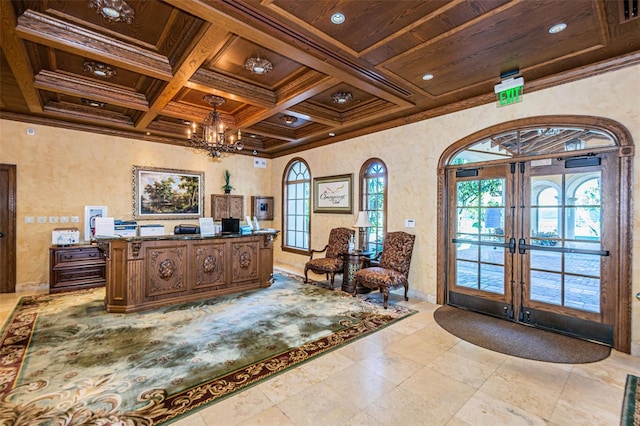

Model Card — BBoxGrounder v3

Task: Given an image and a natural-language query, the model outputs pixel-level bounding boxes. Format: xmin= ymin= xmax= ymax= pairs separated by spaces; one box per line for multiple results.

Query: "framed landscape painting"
xmin=313 ymin=174 xmax=353 ymax=214
xmin=133 ymin=166 xmax=204 ymax=220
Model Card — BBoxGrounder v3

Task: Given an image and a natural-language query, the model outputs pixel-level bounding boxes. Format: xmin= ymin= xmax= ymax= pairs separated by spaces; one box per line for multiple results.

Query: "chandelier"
xmin=186 ymin=95 xmax=244 ymax=158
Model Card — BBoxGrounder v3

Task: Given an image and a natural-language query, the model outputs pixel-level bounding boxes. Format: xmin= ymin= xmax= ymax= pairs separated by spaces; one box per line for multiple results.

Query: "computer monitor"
xmin=221 ymin=218 xmax=240 ymax=234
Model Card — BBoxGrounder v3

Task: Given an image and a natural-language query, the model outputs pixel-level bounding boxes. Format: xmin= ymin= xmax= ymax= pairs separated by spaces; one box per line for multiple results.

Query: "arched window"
xmin=282 ymin=159 xmax=311 ymax=253
xmin=360 ymin=158 xmax=387 ymax=255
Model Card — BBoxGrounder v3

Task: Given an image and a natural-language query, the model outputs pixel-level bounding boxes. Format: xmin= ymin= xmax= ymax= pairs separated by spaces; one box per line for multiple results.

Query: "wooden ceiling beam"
xmin=43 ymin=102 xmax=134 ymax=127
xmin=163 ymin=0 xmax=413 ymax=108
xmin=15 ymin=10 xmax=173 ymax=80
xmin=135 ymin=24 xmax=231 ymax=129
xmin=188 ymin=69 xmax=277 ymax=107
xmin=0 ymin=1 xmax=42 ymax=113
xmin=232 ymin=72 xmax=339 ymax=128
xmin=34 ymin=70 xmax=149 ymax=111
xmin=161 ymin=101 xmax=235 ymax=127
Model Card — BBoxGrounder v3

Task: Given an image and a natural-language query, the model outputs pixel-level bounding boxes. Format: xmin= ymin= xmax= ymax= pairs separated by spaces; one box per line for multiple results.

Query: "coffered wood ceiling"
xmin=1 ymin=0 xmax=639 ymax=158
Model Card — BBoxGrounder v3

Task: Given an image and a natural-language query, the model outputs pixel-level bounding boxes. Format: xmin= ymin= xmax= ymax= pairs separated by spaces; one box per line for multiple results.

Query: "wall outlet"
xmin=25 ymin=216 xmax=35 ymax=223
xmin=404 ymin=219 xmax=416 ymax=228
xmin=49 ymin=216 xmax=58 ymax=223
xmin=37 ymin=216 xmax=47 ymax=224
xmin=60 ymin=216 xmax=69 ymax=223
xmin=71 ymin=216 xmax=80 ymax=223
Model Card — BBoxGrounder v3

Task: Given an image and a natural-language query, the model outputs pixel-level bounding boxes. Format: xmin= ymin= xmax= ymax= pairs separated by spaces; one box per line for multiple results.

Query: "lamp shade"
xmin=353 ymin=211 xmax=372 ymax=228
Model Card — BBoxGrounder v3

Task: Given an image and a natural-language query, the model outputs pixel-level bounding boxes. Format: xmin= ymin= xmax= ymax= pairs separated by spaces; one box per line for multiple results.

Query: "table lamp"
xmin=353 ymin=211 xmax=372 ymax=252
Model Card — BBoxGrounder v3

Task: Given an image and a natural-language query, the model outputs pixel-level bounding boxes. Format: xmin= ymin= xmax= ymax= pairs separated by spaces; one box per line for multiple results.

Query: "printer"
xmin=114 ymin=220 xmax=137 ymax=237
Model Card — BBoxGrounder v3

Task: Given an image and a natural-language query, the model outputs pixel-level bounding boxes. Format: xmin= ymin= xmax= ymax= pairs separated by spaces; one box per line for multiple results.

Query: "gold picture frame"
xmin=313 ymin=174 xmax=353 ymax=214
xmin=132 ymin=166 xmax=204 ymax=220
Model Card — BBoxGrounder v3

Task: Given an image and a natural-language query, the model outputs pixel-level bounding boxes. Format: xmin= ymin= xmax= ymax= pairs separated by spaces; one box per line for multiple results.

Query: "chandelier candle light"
xmin=186 ymin=95 xmax=244 ymax=158
xmin=353 ymin=211 xmax=372 ymax=252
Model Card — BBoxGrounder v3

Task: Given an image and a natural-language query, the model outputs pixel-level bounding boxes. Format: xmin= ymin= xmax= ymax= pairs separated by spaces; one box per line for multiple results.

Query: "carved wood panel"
xmin=211 ymin=194 xmax=244 ymax=221
xmin=146 ymin=245 xmax=186 ymax=296
xmin=231 ymin=240 xmax=258 ymax=283
xmin=192 ymin=242 xmax=225 ymax=289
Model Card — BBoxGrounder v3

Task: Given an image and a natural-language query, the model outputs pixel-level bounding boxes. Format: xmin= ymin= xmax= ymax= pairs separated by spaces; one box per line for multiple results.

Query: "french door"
xmin=447 ymin=153 xmax=616 ymax=344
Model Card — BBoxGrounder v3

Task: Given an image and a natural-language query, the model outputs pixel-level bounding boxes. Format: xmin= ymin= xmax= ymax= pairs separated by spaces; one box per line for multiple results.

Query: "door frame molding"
xmin=1 ymin=164 xmax=17 ymax=293
xmin=436 ymin=115 xmax=634 ymax=353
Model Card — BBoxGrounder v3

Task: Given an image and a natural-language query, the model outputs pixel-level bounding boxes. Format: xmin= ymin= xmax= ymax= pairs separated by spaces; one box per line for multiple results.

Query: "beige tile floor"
xmin=1 ymin=279 xmax=638 ymax=426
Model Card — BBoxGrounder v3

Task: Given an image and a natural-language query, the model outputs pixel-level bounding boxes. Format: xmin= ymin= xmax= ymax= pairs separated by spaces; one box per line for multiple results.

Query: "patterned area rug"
xmin=622 ymin=374 xmax=640 ymax=425
xmin=0 ymin=272 xmax=414 ymax=425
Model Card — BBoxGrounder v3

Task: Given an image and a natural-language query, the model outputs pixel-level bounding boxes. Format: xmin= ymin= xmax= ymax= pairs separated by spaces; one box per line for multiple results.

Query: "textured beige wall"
xmin=0 ymin=126 xmax=271 ymax=290
xmin=271 ymin=64 xmax=640 ymax=351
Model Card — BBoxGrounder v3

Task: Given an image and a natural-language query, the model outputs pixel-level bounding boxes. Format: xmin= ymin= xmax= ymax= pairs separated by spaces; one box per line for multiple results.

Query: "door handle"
xmin=518 ymin=238 xmax=526 ymax=254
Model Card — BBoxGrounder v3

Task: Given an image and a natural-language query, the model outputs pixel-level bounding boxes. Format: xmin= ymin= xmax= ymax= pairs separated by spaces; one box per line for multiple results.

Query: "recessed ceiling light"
xmin=331 ymin=13 xmax=345 ymax=25
xmin=422 ymin=73 xmax=434 ymax=81
xmin=329 ymin=133 xmax=336 ymax=137
xmin=549 ymin=23 xmax=567 ymax=34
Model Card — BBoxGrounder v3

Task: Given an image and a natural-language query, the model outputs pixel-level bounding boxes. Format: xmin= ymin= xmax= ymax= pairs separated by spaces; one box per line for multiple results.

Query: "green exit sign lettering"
xmin=494 ymin=77 xmax=524 ymax=108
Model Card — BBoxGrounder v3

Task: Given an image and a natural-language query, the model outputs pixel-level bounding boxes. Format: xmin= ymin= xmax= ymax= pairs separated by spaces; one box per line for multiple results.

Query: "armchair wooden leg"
xmin=404 ymin=284 xmax=409 ymax=302
xmin=382 ymin=286 xmax=389 ymax=309
xmin=329 ymin=273 xmax=335 ymax=290
xmin=304 ymin=267 xmax=309 ymax=283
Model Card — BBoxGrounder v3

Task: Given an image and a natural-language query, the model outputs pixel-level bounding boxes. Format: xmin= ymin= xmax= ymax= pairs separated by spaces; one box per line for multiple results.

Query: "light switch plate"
xmin=37 ymin=216 xmax=47 ymax=224
xmin=71 ymin=216 xmax=80 ymax=223
xmin=253 ymin=158 xmax=267 ymax=168
xmin=25 ymin=216 xmax=35 ymax=223
xmin=404 ymin=219 xmax=416 ymax=228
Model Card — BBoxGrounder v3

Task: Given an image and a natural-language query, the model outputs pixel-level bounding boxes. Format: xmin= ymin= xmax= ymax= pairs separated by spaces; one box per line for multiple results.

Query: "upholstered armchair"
xmin=304 ymin=227 xmax=355 ymax=289
xmin=353 ymin=231 xmax=415 ymax=308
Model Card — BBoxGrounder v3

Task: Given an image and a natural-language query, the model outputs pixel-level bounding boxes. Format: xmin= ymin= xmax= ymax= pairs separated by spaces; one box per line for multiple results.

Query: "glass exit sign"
xmin=494 ymin=77 xmax=524 ymax=107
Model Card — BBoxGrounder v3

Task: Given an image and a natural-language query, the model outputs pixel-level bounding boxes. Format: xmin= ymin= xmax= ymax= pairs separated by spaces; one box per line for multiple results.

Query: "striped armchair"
xmin=353 ymin=231 xmax=415 ymax=308
xmin=304 ymin=227 xmax=355 ymax=289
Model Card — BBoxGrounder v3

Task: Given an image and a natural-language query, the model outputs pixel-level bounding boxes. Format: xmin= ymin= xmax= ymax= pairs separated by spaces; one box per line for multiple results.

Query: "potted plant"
xmin=222 ymin=169 xmax=234 ymax=194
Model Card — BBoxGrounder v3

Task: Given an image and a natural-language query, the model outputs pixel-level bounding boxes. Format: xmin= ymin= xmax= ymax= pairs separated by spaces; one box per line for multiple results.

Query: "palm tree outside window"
xmin=360 ymin=159 xmax=387 ymax=255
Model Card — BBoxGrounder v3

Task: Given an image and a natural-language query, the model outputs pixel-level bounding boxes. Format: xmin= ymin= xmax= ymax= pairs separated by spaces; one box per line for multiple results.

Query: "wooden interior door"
xmin=0 ymin=164 xmax=17 ymax=293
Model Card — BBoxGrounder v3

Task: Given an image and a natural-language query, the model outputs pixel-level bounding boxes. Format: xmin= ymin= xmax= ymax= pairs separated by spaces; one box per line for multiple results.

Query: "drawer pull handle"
xmin=63 ymin=255 xmax=72 ymax=259
xmin=89 ymin=253 xmax=98 ymax=257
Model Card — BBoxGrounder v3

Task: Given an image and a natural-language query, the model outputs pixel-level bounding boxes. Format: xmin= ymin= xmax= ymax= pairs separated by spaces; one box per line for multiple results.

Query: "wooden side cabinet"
xmin=211 ymin=194 xmax=244 ymax=220
xmin=49 ymin=245 xmax=106 ymax=293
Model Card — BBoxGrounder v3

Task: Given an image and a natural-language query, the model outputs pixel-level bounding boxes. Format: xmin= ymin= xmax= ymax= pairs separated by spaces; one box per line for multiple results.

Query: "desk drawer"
xmin=52 ymin=246 xmax=103 ymax=267
xmin=52 ymin=266 xmax=105 ymax=284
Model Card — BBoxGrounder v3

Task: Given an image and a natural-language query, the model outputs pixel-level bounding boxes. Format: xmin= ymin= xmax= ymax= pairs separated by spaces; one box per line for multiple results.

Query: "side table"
xmin=341 ymin=251 xmax=372 ymax=294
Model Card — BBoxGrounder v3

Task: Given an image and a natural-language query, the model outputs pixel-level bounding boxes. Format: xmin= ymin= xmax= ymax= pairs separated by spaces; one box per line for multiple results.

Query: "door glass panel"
xmin=565 ymin=242 xmax=601 ymax=276
xmin=456 ymin=260 xmax=477 ymax=288
xmin=456 ymin=238 xmax=478 ymax=261
xmin=480 ymin=263 xmax=504 ymax=293
xmin=455 ymin=177 xmax=506 ymax=294
xmin=564 ymin=275 xmax=600 ymax=313
xmin=530 ymin=270 xmax=562 ymax=305
xmin=528 ymin=171 xmax=602 ymax=314
xmin=530 ymin=250 xmax=562 ymax=272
